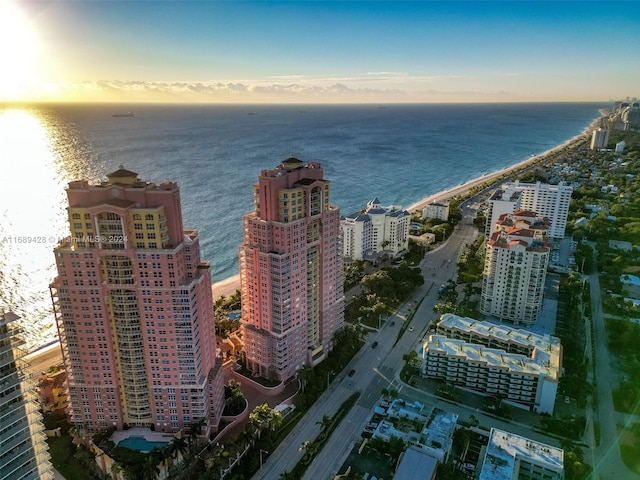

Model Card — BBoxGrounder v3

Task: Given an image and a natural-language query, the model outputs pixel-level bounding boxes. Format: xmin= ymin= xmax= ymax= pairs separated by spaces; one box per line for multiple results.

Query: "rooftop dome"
xmin=279 ymin=157 xmax=304 ymax=171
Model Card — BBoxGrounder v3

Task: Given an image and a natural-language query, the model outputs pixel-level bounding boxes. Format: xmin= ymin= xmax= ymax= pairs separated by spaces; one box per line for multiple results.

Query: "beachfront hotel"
xmin=489 ymin=181 xmax=572 ymax=240
xmin=478 ymin=428 xmax=564 ymax=480
xmin=239 ymin=158 xmax=344 ymax=380
xmin=480 ymin=210 xmax=551 ymax=326
xmin=0 ymin=310 xmax=54 ymax=480
xmin=421 ymin=314 xmax=562 ymax=414
xmin=341 ymin=198 xmax=411 ymax=261
xmin=49 ymin=167 xmax=224 ymax=436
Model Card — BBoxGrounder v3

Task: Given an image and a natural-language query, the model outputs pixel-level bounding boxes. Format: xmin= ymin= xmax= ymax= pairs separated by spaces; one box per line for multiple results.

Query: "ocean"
xmin=0 ymin=102 xmax=605 ymax=350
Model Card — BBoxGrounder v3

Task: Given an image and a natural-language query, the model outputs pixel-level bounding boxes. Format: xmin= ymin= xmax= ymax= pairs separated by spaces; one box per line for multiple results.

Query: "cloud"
xmin=51 ymin=79 xmax=409 ymax=102
xmin=36 ymin=72 xmax=539 ymax=103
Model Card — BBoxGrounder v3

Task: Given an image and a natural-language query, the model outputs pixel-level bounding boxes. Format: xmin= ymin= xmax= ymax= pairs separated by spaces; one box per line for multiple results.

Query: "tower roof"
xmin=279 ymin=157 xmax=304 ymax=171
xmin=106 ymin=165 xmax=140 ymax=185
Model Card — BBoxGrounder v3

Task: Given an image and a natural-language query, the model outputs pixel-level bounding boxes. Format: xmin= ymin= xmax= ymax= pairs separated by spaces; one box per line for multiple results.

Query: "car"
xmin=348 ymin=369 xmax=356 ymax=377
xmin=372 ymin=341 xmax=378 ymax=348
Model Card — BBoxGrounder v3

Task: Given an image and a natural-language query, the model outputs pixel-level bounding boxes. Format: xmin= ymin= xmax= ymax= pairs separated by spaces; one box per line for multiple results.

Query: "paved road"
xmin=586 ymin=263 xmax=635 ymax=479
xmin=25 ymin=342 xmax=63 ymax=377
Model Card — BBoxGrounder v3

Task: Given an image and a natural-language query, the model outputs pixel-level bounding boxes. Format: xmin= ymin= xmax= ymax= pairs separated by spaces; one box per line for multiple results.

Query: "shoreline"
xmin=211 ymin=115 xmax=603 ymax=299
xmin=407 ymin=115 xmax=601 ymax=212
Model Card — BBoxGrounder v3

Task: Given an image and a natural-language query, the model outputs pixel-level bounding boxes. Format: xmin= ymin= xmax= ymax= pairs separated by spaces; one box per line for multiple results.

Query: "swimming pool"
xmin=227 ymin=311 xmax=241 ymax=320
xmin=116 ymin=436 xmax=169 ymax=452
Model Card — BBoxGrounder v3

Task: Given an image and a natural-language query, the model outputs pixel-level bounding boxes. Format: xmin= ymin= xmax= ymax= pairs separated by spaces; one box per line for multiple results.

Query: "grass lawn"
xmin=618 ymin=423 xmax=640 ymax=476
xmin=620 ymin=445 xmax=640 ymax=476
xmin=47 ymin=435 xmax=88 ymax=480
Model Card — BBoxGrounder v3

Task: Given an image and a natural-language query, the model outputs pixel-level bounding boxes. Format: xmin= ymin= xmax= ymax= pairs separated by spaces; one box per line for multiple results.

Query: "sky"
xmin=2 ymin=0 xmax=639 ymax=104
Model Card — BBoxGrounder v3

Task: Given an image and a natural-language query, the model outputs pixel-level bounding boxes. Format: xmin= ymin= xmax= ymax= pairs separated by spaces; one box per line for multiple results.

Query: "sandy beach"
xmin=212 ymin=116 xmax=602 ymax=300
xmin=212 ymin=273 xmax=241 ymax=300
xmin=407 ymin=116 xmax=600 ymax=212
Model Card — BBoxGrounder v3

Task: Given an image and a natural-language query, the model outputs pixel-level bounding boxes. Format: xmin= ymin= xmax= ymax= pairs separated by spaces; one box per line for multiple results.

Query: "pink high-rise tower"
xmin=50 ymin=167 xmax=224 ymax=437
xmin=239 ymin=158 xmax=344 ymax=381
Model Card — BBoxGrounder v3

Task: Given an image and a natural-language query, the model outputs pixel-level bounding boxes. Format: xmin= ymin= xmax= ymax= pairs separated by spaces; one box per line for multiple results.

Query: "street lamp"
xmin=259 ymin=449 xmax=268 ymax=470
xmin=326 ymin=371 xmax=335 ymax=388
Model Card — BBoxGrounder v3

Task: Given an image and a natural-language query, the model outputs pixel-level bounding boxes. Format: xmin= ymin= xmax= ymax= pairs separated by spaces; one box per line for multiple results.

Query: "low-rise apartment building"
xmin=422 ymin=201 xmax=450 ymax=222
xmin=421 ymin=315 xmax=561 ymax=414
xmin=341 ymin=198 xmax=410 ymax=261
xmin=478 ymin=428 xmax=564 ymax=480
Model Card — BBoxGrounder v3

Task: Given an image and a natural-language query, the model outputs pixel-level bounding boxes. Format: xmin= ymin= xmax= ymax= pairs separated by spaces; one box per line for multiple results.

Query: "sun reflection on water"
xmin=0 ymin=106 xmax=92 ymax=350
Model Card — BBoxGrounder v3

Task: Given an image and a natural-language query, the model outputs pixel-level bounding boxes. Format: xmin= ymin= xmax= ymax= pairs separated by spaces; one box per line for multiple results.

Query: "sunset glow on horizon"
xmin=4 ymin=1 xmax=640 ymax=104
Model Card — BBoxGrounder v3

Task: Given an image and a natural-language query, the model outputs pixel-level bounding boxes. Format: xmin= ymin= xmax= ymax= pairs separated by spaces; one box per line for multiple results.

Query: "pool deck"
xmin=110 ymin=427 xmax=175 ymax=445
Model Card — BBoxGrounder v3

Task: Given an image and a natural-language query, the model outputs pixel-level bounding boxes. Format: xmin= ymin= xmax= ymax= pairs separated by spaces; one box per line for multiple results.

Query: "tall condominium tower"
xmin=239 ymin=158 xmax=344 ymax=381
xmin=496 ymin=181 xmax=572 ymax=239
xmin=50 ymin=167 xmax=224 ymax=436
xmin=0 ymin=311 xmax=54 ymax=480
xmin=480 ymin=211 xmax=551 ymax=326
xmin=590 ymin=127 xmax=609 ymax=150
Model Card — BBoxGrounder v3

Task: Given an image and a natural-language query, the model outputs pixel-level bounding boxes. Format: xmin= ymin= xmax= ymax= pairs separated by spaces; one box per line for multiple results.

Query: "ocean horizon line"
xmin=0 ymin=100 xmax=611 ymax=107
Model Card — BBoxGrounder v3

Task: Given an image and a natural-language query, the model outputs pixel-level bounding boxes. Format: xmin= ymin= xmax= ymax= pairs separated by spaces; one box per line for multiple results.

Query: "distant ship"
xmin=112 ymin=112 xmax=134 ymax=117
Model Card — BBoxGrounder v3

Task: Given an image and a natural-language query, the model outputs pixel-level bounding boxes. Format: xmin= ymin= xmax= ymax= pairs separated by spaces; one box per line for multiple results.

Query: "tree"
xmin=140 ymin=454 xmax=160 ymax=480
xmin=186 ymin=418 xmax=206 ymax=446
xmin=299 ymin=440 xmax=314 ymax=454
xmin=224 ymin=379 xmax=246 ymax=415
xmin=110 ymin=462 xmax=124 ymax=480
xmin=248 ymin=403 xmax=276 ymax=440
xmin=297 ymin=366 xmax=315 ymax=394
xmin=316 ymin=415 xmax=332 ymax=431
xmin=267 ymin=409 xmax=283 ymax=440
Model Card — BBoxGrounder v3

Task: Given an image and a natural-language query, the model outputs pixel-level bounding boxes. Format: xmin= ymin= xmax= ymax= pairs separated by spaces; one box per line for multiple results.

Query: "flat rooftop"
xmin=424 ymin=335 xmax=560 ymax=380
xmin=478 ymin=428 xmax=563 ymax=480
xmin=437 ymin=314 xmax=561 ymax=377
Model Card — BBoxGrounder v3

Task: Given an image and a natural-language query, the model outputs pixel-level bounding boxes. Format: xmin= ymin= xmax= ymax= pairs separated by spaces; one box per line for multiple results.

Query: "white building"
xmin=501 ymin=181 xmax=572 ymax=239
xmin=372 ymin=400 xmax=457 ymax=462
xmin=341 ymin=198 xmax=410 ymax=261
xmin=0 ymin=311 xmax=55 ymax=480
xmin=478 ymin=428 xmax=564 ymax=480
xmin=484 ymin=187 xmax=522 ymax=238
xmin=422 ymin=317 xmax=561 ymax=414
xmin=422 ymin=201 xmax=450 ymax=221
xmin=480 ymin=211 xmax=551 ymax=325
xmin=590 ymin=127 xmax=609 ymax=150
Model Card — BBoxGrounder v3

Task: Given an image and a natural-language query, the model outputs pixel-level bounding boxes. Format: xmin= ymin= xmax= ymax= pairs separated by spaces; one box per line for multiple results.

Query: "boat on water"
xmin=112 ymin=112 xmax=134 ymax=117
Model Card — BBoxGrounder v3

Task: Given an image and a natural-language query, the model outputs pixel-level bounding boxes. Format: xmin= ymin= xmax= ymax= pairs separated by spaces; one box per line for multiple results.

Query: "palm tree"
xmin=297 ymin=366 xmax=314 ymax=393
xmin=267 ymin=409 xmax=283 ymax=440
xmin=186 ymin=418 xmax=206 ymax=446
xmin=248 ymin=403 xmax=275 ymax=440
xmin=140 ymin=454 xmax=160 ymax=480
xmin=315 ymin=414 xmax=332 ymax=432
xmin=110 ymin=462 xmax=123 ymax=480
xmin=170 ymin=435 xmax=188 ymax=460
